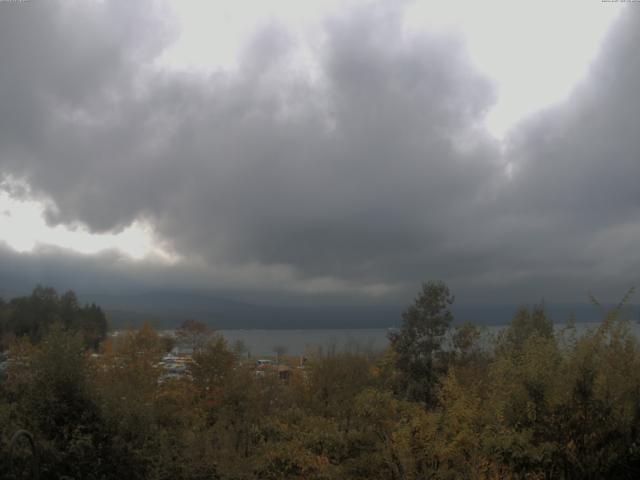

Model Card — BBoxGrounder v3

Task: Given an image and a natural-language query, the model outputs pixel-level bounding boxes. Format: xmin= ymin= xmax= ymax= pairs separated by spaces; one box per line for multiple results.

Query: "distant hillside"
xmin=453 ymin=303 xmax=639 ymax=325
xmin=77 ymin=291 xmax=640 ymax=330
xmin=80 ymin=291 xmax=404 ymax=329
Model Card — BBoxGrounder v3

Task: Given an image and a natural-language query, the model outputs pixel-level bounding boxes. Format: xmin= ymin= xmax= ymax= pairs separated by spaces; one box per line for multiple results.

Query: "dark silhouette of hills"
xmin=76 ymin=291 xmax=639 ymax=330
xmin=85 ymin=291 xmax=404 ymax=330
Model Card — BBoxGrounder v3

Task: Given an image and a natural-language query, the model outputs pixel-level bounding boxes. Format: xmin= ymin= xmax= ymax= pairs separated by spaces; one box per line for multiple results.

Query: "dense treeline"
xmin=1 ymin=283 xmax=640 ymax=479
xmin=0 ymin=286 xmax=108 ymax=349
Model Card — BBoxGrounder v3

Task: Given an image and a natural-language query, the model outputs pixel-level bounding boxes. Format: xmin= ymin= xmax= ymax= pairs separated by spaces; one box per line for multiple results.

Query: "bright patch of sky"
xmin=403 ymin=0 xmax=622 ymax=137
xmin=160 ymin=0 xmax=623 ymax=138
xmin=0 ymin=187 xmax=174 ymax=261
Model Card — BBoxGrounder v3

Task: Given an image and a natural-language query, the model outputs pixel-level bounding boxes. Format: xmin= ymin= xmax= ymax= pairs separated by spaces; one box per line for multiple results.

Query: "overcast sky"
xmin=0 ymin=0 xmax=637 ymax=306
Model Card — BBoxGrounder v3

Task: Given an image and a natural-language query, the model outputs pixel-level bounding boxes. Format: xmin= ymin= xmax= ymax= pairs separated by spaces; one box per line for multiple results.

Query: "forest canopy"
xmin=0 ymin=286 xmax=107 ymax=349
xmin=1 ymin=282 xmax=640 ymax=479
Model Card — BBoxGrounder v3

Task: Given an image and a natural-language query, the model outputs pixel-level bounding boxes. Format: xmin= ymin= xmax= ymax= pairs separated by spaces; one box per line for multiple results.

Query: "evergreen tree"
xmin=388 ymin=280 xmax=454 ymax=406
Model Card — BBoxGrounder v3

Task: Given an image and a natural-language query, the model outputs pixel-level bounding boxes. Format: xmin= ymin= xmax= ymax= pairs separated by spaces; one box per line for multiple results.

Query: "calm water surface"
xmin=218 ymin=321 xmax=640 ymax=356
xmin=218 ymin=328 xmax=390 ymax=356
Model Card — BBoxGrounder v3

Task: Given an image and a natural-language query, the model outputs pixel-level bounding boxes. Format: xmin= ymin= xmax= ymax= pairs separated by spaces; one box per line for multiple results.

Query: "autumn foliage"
xmin=1 ymin=283 xmax=640 ymax=479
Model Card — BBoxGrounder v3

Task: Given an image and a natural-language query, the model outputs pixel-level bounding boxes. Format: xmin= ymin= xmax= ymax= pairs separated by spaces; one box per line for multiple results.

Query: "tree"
xmin=449 ymin=322 xmax=488 ymax=386
xmin=451 ymin=321 xmax=482 ymax=360
xmin=81 ymin=302 xmax=108 ymax=350
xmin=388 ymin=281 xmax=454 ymax=406
xmin=4 ymin=324 xmax=109 ymax=479
xmin=273 ymin=345 xmax=287 ymax=365
xmin=307 ymin=351 xmax=373 ymax=422
xmin=2 ymin=287 xmax=107 ymax=349
xmin=7 ymin=286 xmax=60 ymax=342
xmin=175 ymin=319 xmax=212 ymax=353
xmin=498 ymin=304 xmax=553 ymax=355
xmin=191 ymin=335 xmax=236 ymax=398
xmin=231 ymin=339 xmax=249 ymax=360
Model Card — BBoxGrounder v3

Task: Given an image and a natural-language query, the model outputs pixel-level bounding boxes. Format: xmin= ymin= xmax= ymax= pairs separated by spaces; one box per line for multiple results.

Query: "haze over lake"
xmin=216 ymin=321 xmax=640 ymax=356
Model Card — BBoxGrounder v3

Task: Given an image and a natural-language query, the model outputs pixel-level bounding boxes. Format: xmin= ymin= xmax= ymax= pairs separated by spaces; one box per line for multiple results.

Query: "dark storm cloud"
xmin=490 ymin=9 xmax=640 ymax=301
xmin=0 ymin=0 xmax=639 ymax=304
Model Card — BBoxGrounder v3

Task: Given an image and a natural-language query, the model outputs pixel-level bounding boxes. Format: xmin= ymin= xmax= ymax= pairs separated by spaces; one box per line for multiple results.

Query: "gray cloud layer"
xmin=0 ymin=0 xmax=639 ymax=305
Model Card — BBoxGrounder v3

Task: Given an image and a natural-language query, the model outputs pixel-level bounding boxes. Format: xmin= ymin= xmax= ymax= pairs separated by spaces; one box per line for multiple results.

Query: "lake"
xmin=217 ymin=328 xmax=391 ymax=356
xmin=218 ymin=321 xmax=640 ymax=356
